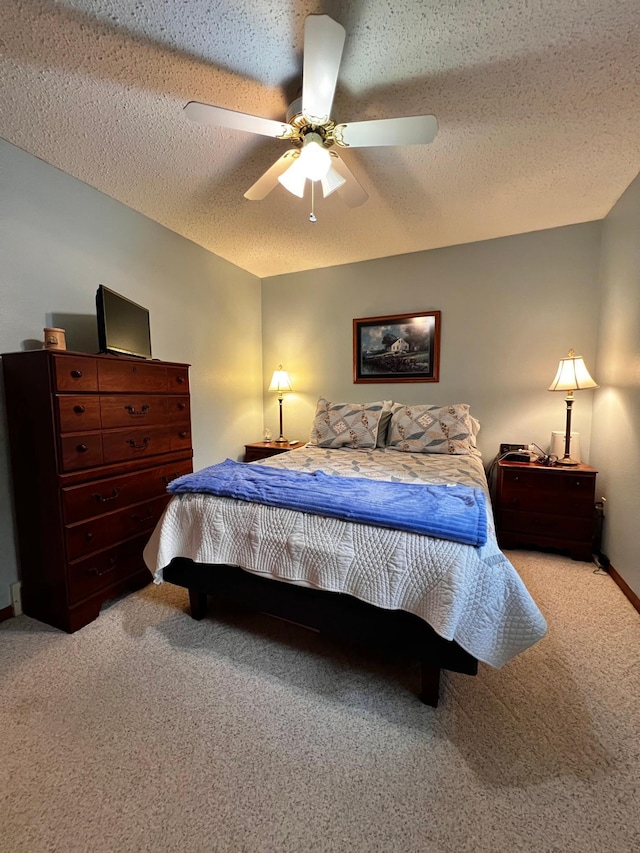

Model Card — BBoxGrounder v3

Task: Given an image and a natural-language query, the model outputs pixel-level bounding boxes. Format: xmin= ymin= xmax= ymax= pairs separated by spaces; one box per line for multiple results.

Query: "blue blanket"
xmin=167 ymin=459 xmax=487 ymax=547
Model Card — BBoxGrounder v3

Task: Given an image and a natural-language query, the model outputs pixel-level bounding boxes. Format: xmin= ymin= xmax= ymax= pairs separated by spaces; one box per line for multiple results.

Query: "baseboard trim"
xmin=608 ymin=564 xmax=640 ymax=615
xmin=0 ymin=604 xmax=14 ymax=624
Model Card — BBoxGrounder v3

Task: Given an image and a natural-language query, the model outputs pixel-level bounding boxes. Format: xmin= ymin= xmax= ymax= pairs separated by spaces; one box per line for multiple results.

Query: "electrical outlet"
xmin=10 ymin=582 xmax=22 ymax=616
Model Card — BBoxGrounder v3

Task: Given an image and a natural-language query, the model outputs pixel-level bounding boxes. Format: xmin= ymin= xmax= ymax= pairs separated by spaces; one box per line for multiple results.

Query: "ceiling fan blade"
xmin=184 ymin=102 xmax=293 ymax=139
xmin=244 ymin=150 xmax=300 ymax=200
xmin=330 ymin=153 xmax=368 ymax=207
xmin=336 ymin=115 xmax=438 ymax=148
xmin=302 ymin=15 xmax=346 ymax=125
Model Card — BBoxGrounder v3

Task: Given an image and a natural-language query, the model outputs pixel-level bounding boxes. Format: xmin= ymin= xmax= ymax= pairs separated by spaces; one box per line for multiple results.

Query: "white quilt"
xmin=144 ymin=446 xmax=547 ymax=667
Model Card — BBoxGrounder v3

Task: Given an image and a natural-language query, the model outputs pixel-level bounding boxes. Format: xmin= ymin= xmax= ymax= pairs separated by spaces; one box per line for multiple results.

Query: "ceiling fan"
xmin=184 ymin=14 xmax=437 ymax=217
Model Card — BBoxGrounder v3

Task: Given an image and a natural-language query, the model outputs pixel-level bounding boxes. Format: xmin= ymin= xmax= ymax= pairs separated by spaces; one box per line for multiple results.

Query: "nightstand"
xmin=243 ymin=440 xmax=302 ymax=463
xmin=494 ymin=460 xmax=597 ymax=561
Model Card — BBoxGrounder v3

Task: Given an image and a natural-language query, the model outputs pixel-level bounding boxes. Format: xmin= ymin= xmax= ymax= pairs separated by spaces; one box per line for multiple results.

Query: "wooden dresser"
xmin=493 ymin=460 xmax=597 ymax=561
xmin=2 ymin=350 xmax=193 ymax=632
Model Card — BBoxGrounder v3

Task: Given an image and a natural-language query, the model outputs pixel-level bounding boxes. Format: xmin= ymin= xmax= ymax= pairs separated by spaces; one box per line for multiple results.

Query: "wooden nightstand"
xmin=243 ymin=440 xmax=303 ymax=463
xmin=493 ymin=460 xmax=597 ymax=561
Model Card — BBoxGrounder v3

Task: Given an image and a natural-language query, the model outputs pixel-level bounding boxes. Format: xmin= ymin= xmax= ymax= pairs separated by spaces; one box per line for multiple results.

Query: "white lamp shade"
xmin=321 ymin=165 xmax=346 ymax=197
xmin=548 ymin=350 xmax=599 ymax=392
xmin=278 ymin=158 xmax=307 ymax=197
xmin=268 ymin=366 xmax=292 ymax=394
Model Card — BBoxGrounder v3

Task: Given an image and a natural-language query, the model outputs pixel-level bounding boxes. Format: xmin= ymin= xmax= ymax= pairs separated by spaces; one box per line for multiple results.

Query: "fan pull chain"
xmin=309 ymin=181 xmax=317 ymax=222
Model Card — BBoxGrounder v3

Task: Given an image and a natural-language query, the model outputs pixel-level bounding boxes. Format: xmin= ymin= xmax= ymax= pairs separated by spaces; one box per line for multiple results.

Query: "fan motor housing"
xmin=285 ymin=97 xmax=336 ymax=147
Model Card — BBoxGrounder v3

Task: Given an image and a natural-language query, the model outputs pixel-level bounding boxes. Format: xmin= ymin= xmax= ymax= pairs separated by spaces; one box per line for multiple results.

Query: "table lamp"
xmin=268 ymin=365 xmax=292 ymax=443
xmin=548 ymin=349 xmax=598 ymax=466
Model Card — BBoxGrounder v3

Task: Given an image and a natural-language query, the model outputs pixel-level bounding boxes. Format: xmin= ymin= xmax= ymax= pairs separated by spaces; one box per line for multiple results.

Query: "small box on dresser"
xmin=1 ymin=350 xmax=193 ymax=632
xmin=494 ymin=460 xmax=597 ymax=561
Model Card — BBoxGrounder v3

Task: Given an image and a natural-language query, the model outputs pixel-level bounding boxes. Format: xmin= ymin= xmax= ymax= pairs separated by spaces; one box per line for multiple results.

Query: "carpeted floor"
xmin=1 ymin=550 xmax=639 ymax=853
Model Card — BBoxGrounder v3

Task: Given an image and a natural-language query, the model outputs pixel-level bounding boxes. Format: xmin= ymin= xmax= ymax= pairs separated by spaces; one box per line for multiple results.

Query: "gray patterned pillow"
xmin=310 ymin=398 xmax=386 ymax=449
xmin=387 ymin=403 xmax=476 ymax=454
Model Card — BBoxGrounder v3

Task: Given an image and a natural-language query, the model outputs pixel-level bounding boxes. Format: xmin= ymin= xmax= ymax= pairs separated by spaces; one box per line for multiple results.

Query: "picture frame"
xmin=353 ymin=310 xmax=441 ymax=383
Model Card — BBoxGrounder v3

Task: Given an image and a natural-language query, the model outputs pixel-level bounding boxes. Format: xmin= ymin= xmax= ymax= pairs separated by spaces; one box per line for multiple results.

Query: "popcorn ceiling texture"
xmin=2 ymin=0 xmax=640 ymax=277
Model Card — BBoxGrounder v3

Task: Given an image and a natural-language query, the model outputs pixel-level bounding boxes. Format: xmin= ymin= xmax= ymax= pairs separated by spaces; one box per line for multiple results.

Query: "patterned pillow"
xmin=310 ymin=398 xmax=386 ymax=449
xmin=387 ymin=403 xmax=476 ymax=455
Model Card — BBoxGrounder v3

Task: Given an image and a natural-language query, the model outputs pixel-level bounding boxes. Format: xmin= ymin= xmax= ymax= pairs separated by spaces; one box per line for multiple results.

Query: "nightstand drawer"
xmin=500 ymin=468 xmax=595 ymax=516
xmin=501 ymin=509 xmax=594 ymax=541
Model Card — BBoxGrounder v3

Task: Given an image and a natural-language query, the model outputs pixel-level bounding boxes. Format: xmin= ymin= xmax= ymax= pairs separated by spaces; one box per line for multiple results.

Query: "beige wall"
xmin=261 ymin=223 xmax=602 ymax=461
xmin=3 ymin=132 xmax=634 ymax=612
xmin=0 ymin=139 xmax=263 ymax=609
xmin=591 ymin=172 xmax=640 ymax=598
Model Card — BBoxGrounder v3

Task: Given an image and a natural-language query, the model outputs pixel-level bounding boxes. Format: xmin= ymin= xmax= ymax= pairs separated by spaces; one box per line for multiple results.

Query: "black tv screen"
xmin=96 ymin=285 xmax=152 ymax=359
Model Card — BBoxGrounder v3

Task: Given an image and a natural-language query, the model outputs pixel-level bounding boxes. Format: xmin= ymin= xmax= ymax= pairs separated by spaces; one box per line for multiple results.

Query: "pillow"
xmin=386 ymin=403 xmax=477 ymax=455
xmin=310 ymin=398 xmax=386 ymax=449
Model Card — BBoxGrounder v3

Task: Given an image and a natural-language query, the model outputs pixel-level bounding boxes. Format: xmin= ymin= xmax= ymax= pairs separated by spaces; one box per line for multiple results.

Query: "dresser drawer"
xmin=102 ymin=425 xmax=172 ymax=464
xmin=56 ymin=395 xmax=102 ymax=433
xmin=168 ymin=396 xmax=190 ymax=420
xmin=62 ymin=459 xmax=193 ymax=524
xmin=66 ymin=494 xmax=170 ymax=561
xmin=53 ymin=356 xmax=98 ymax=392
xmin=499 ymin=469 xmax=595 ymax=517
xmin=170 ymin=425 xmax=192 ymax=452
xmin=167 ymin=366 xmax=189 ymax=392
xmin=59 ymin=432 xmax=104 ymax=472
xmin=501 ymin=509 xmax=594 ymax=541
xmin=67 ymin=535 xmax=150 ymax=605
xmin=98 ymin=359 xmax=168 ymax=393
xmin=100 ymin=395 xmax=169 ymax=428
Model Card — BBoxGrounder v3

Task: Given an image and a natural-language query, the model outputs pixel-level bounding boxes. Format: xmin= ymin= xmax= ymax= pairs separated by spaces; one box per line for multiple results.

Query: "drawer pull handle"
xmin=127 ymin=437 xmax=151 ymax=450
xmin=71 ymin=369 xmax=83 ymax=379
xmin=88 ymin=558 xmax=117 ymax=577
xmin=178 ymin=402 xmax=186 ymax=410
xmin=73 ymin=405 xmax=86 ymax=414
xmin=179 ymin=431 xmax=188 ymax=439
xmin=85 ymin=532 xmax=94 ymax=541
xmin=92 ymin=488 xmax=120 ymax=503
xmin=132 ymin=512 xmax=154 ymax=524
xmin=161 ymin=473 xmax=180 ymax=484
xmin=77 ymin=443 xmax=89 ymax=453
xmin=124 ymin=404 xmax=150 ymax=416
xmin=176 ymin=376 xmax=185 ymax=384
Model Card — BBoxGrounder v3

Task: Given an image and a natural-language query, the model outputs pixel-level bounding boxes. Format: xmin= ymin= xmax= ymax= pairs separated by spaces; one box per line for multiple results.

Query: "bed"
xmin=143 ymin=400 xmax=547 ymax=706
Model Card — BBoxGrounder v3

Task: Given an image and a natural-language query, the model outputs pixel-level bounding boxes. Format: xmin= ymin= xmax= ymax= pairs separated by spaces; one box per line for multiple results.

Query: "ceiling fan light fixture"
xmin=278 ymin=158 xmax=307 ymax=197
xmin=320 ymin=165 xmax=346 ymax=197
xmin=298 ymin=132 xmax=331 ymax=181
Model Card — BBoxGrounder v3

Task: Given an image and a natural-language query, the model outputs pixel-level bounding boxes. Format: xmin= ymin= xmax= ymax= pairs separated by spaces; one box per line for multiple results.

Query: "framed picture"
xmin=353 ymin=310 xmax=441 ymax=383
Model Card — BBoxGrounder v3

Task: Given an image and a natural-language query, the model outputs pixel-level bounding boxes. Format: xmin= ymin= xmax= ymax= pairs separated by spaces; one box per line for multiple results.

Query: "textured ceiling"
xmin=2 ymin=0 xmax=640 ymax=278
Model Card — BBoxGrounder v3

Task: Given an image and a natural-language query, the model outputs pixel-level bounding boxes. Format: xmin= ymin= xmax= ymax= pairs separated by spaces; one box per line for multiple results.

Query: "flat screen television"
xmin=96 ymin=285 xmax=152 ymax=359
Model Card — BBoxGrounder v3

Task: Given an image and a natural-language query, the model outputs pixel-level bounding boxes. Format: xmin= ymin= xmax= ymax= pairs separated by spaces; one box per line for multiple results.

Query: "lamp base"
xmin=555 ymin=456 xmax=579 ymax=467
xmin=274 ymin=436 xmax=287 ymax=444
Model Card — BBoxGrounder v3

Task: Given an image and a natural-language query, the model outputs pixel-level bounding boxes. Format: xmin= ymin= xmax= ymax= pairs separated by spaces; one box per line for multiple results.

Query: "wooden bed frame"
xmin=163 ymin=557 xmax=478 ymax=707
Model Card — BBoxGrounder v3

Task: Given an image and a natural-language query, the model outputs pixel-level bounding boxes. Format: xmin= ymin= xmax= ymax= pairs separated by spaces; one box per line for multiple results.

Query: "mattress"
xmin=144 ymin=445 xmax=547 ymax=667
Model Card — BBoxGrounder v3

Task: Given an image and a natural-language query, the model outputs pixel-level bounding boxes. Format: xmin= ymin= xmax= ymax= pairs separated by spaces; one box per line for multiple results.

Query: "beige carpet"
xmin=1 ymin=550 xmax=639 ymax=853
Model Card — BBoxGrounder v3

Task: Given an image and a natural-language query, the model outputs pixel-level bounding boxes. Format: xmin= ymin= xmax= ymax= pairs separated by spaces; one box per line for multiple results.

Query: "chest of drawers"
xmin=493 ymin=460 xmax=597 ymax=561
xmin=2 ymin=350 xmax=193 ymax=631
